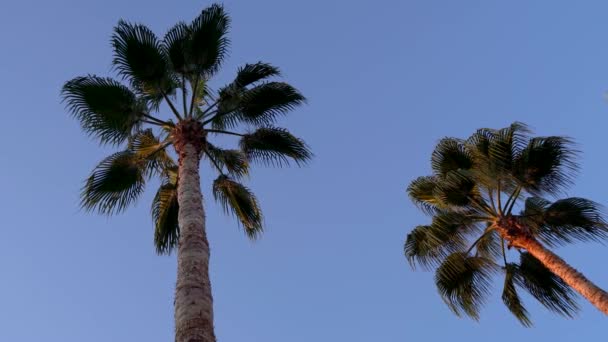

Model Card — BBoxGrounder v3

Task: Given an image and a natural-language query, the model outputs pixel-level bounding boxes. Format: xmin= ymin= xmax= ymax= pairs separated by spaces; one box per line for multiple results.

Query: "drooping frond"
xmin=212 ymin=175 xmax=263 ymax=238
xmin=205 ymin=143 xmax=249 ymax=178
xmin=407 ymin=176 xmax=442 ymax=215
xmin=240 ymin=127 xmax=312 ymax=166
xmin=81 ymin=151 xmax=145 ymax=215
xmin=435 ymin=253 xmax=498 ymax=320
xmin=431 ymin=138 xmax=473 ymax=177
xmin=540 ymin=198 xmax=608 ymax=246
xmin=112 ymin=20 xmax=173 ymax=99
xmin=61 ymin=76 xmax=142 ymax=145
xmin=162 ymin=21 xmax=191 ymax=74
xmin=475 ymin=229 xmax=502 ymax=261
xmin=151 ymin=168 xmax=179 ymax=255
xmin=405 ymin=221 xmax=466 ymax=270
xmin=513 ymin=137 xmax=578 ymax=195
xmin=515 ymin=252 xmax=579 ymax=317
xmin=502 ymin=264 xmax=532 ymax=327
xmin=188 ymin=4 xmax=230 ymax=76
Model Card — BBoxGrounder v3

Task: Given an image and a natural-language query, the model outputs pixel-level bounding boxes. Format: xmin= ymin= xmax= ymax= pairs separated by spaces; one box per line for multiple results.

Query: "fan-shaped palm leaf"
xmin=435 ymin=253 xmax=498 ymax=319
xmin=62 ymin=76 xmax=143 ymax=145
xmin=81 ymin=151 xmax=146 ymax=215
xmin=212 ymin=175 xmax=262 ymax=238
xmin=112 ymin=20 xmax=172 ymax=98
xmin=240 ymin=127 xmax=311 ymax=166
xmin=188 ymin=4 xmax=230 ymax=76
xmin=515 ymin=252 xmax=579 ymax=317
xmin=152 ymin=168 xmax=179 ymax=254
xmin=502 ymin=263 xmax=532 ymax=326
xmin=513 ymin=137 xmax=577 ymax=195
xmin=204 ymin=143 xmax=249 ymax=178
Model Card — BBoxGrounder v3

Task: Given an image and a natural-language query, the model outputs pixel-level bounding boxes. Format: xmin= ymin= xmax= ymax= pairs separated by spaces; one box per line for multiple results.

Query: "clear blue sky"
xmin=1 ymin=0 xmax=607 ymax=341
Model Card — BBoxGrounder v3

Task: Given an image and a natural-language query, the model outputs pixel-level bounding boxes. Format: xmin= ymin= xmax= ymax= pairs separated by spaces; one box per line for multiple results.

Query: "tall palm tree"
xmin=62 ymin=4 xmax=311 ymax=341
xmin=405 ymin=122 xmax=608 ymax=325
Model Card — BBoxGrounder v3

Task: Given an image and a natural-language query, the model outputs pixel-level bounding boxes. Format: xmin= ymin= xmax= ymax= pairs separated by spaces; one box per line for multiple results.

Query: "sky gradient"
xmin=1 ymin=1 xmax=607 ymax=341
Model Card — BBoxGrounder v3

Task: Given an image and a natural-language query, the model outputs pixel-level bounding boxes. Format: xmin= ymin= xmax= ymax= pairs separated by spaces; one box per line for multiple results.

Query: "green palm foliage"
xmin=405 ymin=122 xmax=608 ymax=326
xmin=62 ymin=3 xmax=311 ymax=253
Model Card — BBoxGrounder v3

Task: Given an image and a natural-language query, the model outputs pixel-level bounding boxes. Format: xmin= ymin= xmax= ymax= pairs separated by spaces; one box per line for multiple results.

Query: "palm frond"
xmin=431 ymin=138 xmax=473 ymax=176
xmin=475 ymin=229 xmax=502 ymax=261
xmin=405 ymin=221 xmax=466 ymax=270
xmin=127 ymin=129 xmax=174 ymax=175
xmin=232 ymin=62 xmax=280 ymax=88
xmin=61 ymin=76 xmax=142 ymax=145
xmin=213 ymin=82 xmax=305 ymax=129
xmin=81 ymin=151 xmax=145 ymax=215
xmin=152 ymin=168 xmax=179 ymax=255
xmin=539 ymin=198 xmax=608 ymax=246
xmin=435 ymin=253 xmax=498 ymax=320
xmin=162 ymin=21 xmax=191 ymax=74
xmin=188 ymin=4 xmax=230 ymax=76
xmin=407 ymin=176 xmax=442 ymax=215
xmin=112 ymin=20 xmax=172 ymax=98
xmin=502 ymin=263 xmax=533 ymax=327
xmin=212 ymin=175 xmax=263 ymax=238
xmin=433 ymin=170 xmax=480 ymax=209
xmin=205 ymin=143 xmax=249 ymax=178
xmin=240 ymin=127 xmax=312 ymax=166
xmin=515 ymin=252 xmax=579 ymax=317
xmin=513 ymin=136 xmax=578 ymax=195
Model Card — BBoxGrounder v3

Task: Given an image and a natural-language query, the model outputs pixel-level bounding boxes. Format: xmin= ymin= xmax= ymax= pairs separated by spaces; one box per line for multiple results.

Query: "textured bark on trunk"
xmin=498 ymin=218 xmax=608 ymax=315
xmin=174 ymin=141 xmax=216 ymax=342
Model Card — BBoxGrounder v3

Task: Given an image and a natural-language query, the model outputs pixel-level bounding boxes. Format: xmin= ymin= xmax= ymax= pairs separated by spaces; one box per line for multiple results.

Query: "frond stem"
xmin=204 ymin=149 xmax=224 ymax=174
xmin=504 ymin=186 xmax=522 ymax=216
xmin=206 ymin=129 xmax=244 ymax=137
xmin=161 ymin=91 xmax=183 ymax=120
xmin=466 ymin=225 xmax=496 ymax=254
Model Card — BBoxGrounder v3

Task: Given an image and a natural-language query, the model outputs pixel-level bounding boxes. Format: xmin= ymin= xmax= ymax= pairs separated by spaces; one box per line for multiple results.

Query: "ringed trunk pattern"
xmin=174 ymin=120 xmax=216 ymax=342
xmin=498 ymin=217 xmax=608 ymax=315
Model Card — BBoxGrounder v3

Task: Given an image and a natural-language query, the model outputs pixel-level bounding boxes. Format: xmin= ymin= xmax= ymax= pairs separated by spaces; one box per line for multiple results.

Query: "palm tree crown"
xmin=405 ymin=122 xmax=608 ymax=325
xmin=62 ymin=4 xmax=311 ymax=254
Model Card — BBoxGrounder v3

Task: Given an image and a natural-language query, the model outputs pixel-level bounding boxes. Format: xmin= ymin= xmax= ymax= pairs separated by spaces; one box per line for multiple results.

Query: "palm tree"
xmin=405 ymin=122 xmax=608 ymax=325
xmin=61 ymin=4 xmax=311 ymax=341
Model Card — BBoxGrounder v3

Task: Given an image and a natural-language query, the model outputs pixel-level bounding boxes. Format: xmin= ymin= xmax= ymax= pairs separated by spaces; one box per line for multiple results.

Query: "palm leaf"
xmin=475 ymin=229 xmax=502 ymax=260
xmin=515 ymin=252 xmax=579 ymax=317
xmin=81 ymin=151 xmax=145 ymax=215
xmin=232 ymin=62 xmax=280 ymax=88
xmin=540 ymin=198 xmax=608 ymax=246
xmin=212 ymin=175 xmax=263 ymax=238
xmin=435 ymin=253 xmax=498 ymax=320
xmin=240 ymin=127 xmax=312 ymax=166
xmin=407 ymin=176 xmax=442 ymax=215
xmin=431 ymin=138 xmax=473 ymax=176
xmin=188 ymin=4 xmax=230 ymax=76
xmin=151 ymin=168 xmax=179 ymax=255
xmin=205 ymin=143 xmax=249 ymax=178
xmin=502 ymin=264 xmax=532 ymax=326
xmin=62 ymin=76 xmax=142 ymax=145
xmin=162 ymin=21 xmax=191 ymax=74
xmin=112 ymin=20 xmax=172 ymax=98
xmin=513 ymin=136 xmax=578 ymax=195
xmin=213 ymin=82 xmax=305 ymax=129
xmin=128 ymin=129 xmax=174 ymax=175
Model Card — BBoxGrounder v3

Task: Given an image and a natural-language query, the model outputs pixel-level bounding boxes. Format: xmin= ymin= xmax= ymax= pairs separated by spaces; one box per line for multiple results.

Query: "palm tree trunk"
xmin=174 ymin=142 xmax=216 ymax=342
xmin=519 ymin=237 xmax=608 ymax=315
